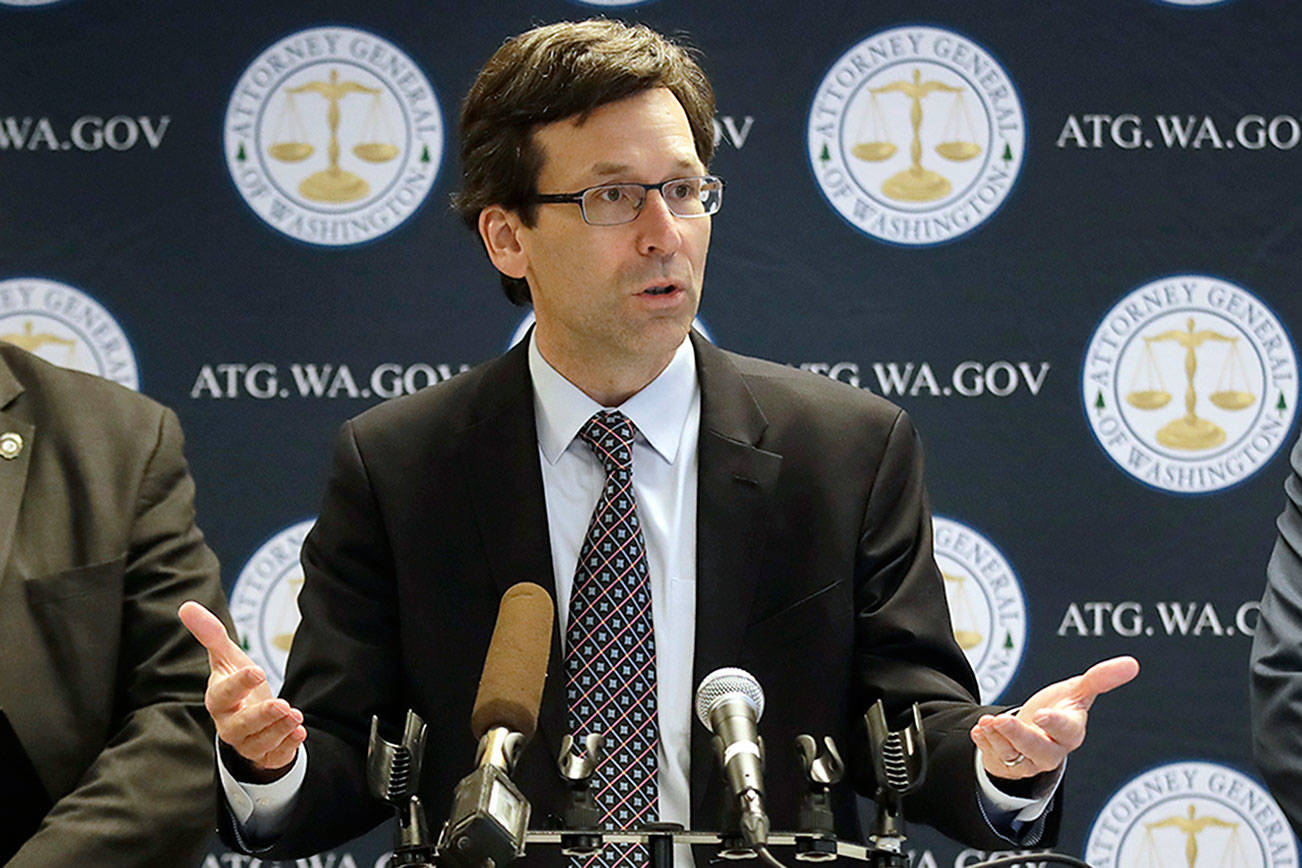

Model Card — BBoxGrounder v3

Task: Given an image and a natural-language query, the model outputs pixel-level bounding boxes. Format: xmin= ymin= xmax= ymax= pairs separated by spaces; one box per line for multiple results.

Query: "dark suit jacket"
xmin=1251 ymin=433 xmax=1302 ymax=838
xmin=245 ymin=333 xmax=1058 ymax=859
xmin=0 ymin=342 xmax=231 ymax=866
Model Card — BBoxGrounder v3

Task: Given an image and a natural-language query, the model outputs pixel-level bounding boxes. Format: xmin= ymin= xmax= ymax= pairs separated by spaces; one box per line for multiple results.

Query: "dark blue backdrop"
xmin=3 ymin=1 xmax=1299 ymax=866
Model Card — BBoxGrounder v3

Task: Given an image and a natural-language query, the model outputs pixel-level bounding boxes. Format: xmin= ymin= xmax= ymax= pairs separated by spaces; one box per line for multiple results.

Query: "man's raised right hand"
xmin=179 ymin=600 xmax=306 ymax=781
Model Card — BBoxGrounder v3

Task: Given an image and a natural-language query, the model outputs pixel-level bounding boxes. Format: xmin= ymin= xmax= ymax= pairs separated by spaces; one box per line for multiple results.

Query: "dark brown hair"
xmin=453 ymin=19 xmax=716 ymax=305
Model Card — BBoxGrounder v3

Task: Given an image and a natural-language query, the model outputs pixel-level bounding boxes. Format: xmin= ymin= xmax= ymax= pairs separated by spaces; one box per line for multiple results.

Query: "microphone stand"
xmin=864 ymin=701 xmax=928 ymax=868
xmin=640 ymin=822 xmax=685 ymax=868
xmin=370 ymin=709 xmax=1088 ymax=868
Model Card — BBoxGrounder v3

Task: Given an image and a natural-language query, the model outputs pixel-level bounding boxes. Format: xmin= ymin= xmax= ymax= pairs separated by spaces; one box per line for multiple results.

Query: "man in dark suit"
xmin=0 ymin=340 xmax=232 ymax=865
xmin=1250 ymin=434 xmax=1302 ymax=837
xmin=181 ymin=19 xmax=1137 ymax=861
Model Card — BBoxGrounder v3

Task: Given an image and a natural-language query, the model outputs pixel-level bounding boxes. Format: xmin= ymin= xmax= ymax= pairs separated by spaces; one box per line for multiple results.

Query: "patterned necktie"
xmin=566 ymin=410 xmax=660 ymax=867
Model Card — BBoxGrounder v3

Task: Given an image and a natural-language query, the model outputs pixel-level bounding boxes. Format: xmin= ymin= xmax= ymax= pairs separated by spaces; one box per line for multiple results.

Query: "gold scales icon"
xmin=850 ymin=68 xmax=982 ymax=202
xmin=2 ymin=320 xmax=76 ymax=359
xmin=266 ymin=68 xmax=399 ymax=203
xmin=942 ymin=571 xmax=984 ymax=651
xmin=1133 ymin=804 xmax=1250 ymax=868
xmin=271 ymin=572 xmax=306 ymax=653
xmin=1126 ymin=317 xmax=1255 ymax=451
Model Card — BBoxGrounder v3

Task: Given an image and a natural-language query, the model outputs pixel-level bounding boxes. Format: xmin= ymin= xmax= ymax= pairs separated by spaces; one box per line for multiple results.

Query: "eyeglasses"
xmin=530 ymin=175 xmax=724 ymax=226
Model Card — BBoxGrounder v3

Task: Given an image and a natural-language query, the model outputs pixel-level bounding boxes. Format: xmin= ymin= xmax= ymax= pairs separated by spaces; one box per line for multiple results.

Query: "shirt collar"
xmin=529 ymin=331 xmax=698 ymax=466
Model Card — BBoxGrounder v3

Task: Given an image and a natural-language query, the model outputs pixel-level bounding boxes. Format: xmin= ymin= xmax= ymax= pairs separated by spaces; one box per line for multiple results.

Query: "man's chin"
xmin=614 ymin=318 xmax=692 ymax=362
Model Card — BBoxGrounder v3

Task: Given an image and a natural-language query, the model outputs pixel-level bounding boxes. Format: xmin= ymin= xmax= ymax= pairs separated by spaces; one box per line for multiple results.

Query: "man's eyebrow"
xmin=588 ymin=158 xmax=701 ymax=179
xmin=590 ymin=162 xmax=633 ymax=178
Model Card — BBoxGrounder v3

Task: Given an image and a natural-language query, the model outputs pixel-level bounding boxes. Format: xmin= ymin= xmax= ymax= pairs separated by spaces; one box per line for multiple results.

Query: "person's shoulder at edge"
xmin=1 ymin=340 xmax=168 ymax=435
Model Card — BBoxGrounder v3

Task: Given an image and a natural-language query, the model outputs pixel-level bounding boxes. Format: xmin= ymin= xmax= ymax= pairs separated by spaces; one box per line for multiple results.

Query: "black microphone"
xmin=437 ymin=583 xmax=554 ymax=868
xmin=694 ymin=667 xmax=770 ymax=847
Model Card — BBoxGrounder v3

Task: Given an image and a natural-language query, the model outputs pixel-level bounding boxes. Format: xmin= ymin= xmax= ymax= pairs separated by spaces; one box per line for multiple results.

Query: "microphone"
xmin=694 ymin=667 xmax=770 ymax=848
xmin=437 ymin=582 xmax=554 ymax=868
xmin=470 ymin=581 xmax=553 ymax=741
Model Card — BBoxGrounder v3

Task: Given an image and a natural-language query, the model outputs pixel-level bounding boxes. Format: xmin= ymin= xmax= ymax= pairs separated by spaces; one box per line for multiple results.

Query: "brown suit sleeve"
xmin=9 ymin=407 xmax=230 ymax=867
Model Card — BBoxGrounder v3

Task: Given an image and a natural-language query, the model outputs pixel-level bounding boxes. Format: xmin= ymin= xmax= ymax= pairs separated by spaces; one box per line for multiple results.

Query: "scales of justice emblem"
xmin=2 ymin=320 xmax=77 ymax=360
xmin=942 ymin=569 xmax=985 ymax=652
xmin=0 ymin=277 xmax=139 ymax=389
xmin=245 ymin=562 xmax=305 ymax=690
xmin=1135 ymin=805 xmax=1250 ymax=868
xmin=267 ymin=571 xmax=306 ymax=655
xmin=264 ymin=66 xmax=401 ymax=204
xmin=230 ymin=520 xmax=315 ymax=692
xmin=809 ymin=26 xmax=1024 ymax=244
xmin=932 ymin=516 xmax=1025 ymax=703
xmin=1083 ymin=277 xmax=1297 ymax=493
xmin=226 ymin=26 xmax=443 ymax=244
xmin=1086 ymin=762 xmax=1295 ymax=868
xmin=850 ymin=66 xmax=985 ymax=203
xmin=1125 ymin=316 xmax=1257 ymax=451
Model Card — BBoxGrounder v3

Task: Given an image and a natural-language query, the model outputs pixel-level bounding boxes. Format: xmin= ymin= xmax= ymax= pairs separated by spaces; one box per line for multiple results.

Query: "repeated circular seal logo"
xmin=1086 ymin=762 xmax=1297 ymax=868
xmin=229 ymin=519 xmax=315 ymax=694
xmin=808 ymin=26 xmax=1026 ymax=245
xmin=509 ymin=311 xmax=713 ymax=349
xmin=932 ymin=516 xmax=1026 ymax=703
xmin=1082 ymin=276 xmax=1298 ymax=494
xmin=0 ymin=277 xmax=139 ymax=390
xmin=224 ymin=26 xmax=443 ymax=246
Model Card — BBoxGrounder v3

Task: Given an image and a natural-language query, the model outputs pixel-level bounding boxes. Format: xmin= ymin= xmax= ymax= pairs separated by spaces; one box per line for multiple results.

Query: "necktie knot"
xmin=579 ymin=410 xmax=635 ymax=475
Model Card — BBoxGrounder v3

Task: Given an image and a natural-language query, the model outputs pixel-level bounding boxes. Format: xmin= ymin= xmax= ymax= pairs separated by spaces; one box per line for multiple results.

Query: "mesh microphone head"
xmin=694 ymin=667 xmax=765 ymax=731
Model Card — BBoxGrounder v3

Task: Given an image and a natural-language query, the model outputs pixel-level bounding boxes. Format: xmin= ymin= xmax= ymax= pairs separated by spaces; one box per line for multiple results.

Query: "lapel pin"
xmin=0 ymin=432 xmax=23 ymax=460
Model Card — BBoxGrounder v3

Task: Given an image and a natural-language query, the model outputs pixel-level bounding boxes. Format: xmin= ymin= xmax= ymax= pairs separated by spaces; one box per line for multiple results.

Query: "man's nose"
xmin=634 ymin=189 xmax=684 ymax=256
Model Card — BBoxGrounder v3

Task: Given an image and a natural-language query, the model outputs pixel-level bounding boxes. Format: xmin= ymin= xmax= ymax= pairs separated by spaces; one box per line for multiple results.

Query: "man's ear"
xmin=478 ymin=206 xmax=529 ymax=279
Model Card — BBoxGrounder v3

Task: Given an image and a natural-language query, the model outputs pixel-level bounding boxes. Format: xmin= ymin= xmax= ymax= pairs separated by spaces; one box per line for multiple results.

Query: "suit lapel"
xmin=462 ymin=340 xmax=569 ymax=756
xmin=688 ymin=333 xmax=783 ymax=821
xmin=0 ymin=353 xmax=31 ymax=584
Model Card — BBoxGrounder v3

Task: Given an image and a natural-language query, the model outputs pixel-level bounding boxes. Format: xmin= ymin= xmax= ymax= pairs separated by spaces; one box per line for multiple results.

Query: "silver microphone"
xmin=694 ymin=667 xmax=769 ymax=847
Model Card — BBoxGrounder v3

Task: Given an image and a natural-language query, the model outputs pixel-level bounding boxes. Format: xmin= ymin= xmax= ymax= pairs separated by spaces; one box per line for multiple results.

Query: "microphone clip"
xmin=864 ymin=701 xmax=927 ymax=868
xmin=367 ymin=710 xmax=437 ymax=867
xmin=555 ymin=733 xmax=605 ymax=857
xmin=793 ymin=735 xmax=843 ymax=862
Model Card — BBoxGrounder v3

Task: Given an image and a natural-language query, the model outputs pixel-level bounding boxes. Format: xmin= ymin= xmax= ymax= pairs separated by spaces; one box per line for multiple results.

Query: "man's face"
xmin=514 ymin=87 xmax=710 ymax=377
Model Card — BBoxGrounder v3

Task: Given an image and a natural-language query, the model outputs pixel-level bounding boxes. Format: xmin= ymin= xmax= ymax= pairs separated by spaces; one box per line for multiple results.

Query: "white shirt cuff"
xmin=974 ymin=748 xmax=1064 ymax=823
xmin=217 ymin=738 xmax=307 ymax=837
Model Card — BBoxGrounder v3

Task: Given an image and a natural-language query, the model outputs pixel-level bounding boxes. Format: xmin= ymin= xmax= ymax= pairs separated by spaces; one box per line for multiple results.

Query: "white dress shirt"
xmin=222 ymin=331 xmax=1057 ymax=847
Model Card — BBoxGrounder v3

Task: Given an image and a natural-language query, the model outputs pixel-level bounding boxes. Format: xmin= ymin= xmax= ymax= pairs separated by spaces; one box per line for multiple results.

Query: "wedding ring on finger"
xmin=1002 ymin=752 xmax=1026 ymax=768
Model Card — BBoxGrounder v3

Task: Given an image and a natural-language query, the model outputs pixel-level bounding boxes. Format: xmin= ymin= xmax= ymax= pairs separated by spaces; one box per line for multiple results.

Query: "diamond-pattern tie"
xmin=566 ymin=410 xmax=659 ymax=868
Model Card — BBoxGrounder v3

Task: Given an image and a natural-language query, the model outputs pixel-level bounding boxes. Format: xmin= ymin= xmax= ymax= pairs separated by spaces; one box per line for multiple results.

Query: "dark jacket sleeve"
xmin=222 ymin=419 xmax=401 ymax=857
xmin=852 ymin=409 xmax=1060 ymax=848
xmin=1250 ymin=435 xmax=1302 ymax=840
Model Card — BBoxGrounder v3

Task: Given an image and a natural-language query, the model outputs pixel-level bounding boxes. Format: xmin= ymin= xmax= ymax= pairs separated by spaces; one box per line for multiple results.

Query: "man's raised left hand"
xmin=970 ymin=656 xmax=1140 ymax=781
